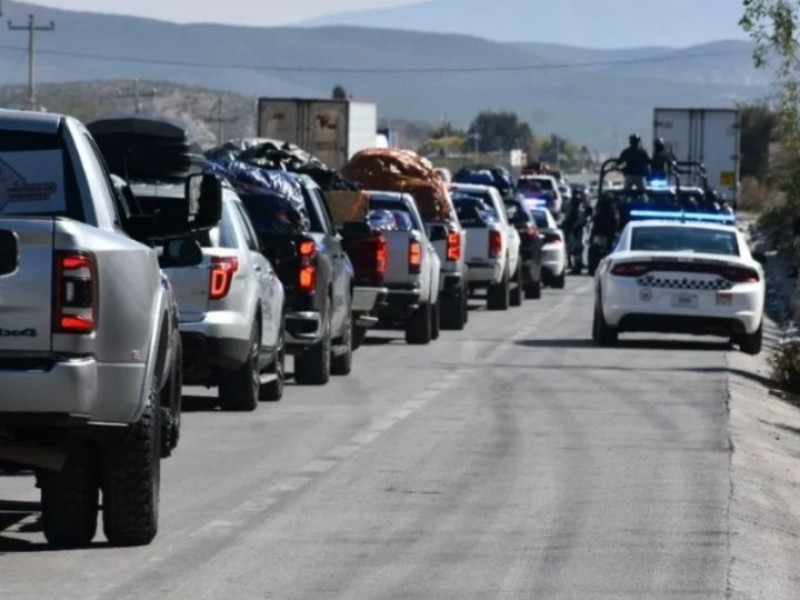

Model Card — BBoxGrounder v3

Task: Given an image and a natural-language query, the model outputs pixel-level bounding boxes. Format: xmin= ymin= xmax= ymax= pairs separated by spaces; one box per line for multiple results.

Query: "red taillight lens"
xmin=722 ymin=266 xmax=760 ymax=283
xmin=409 ymin=240 xmax=422 ymax=275
xmin=299 ymin=239 xmax=316 ymax=258
xmin=55 ymin=252 xmax=97 ymax=334
xmin=298 ymin=265 xmax=317 ymax=292
xmin=610 ymin=262 xmax=651 ymax=277
xmin=209 ymin=256 xmax=239 ymax=300
xmin=375 ymin=236 xmax=388 ymax=280
xmin=489 ymin=230 xmax=503 ymax=259
xmin=518 ymin=225 xmax=538 ymax=241
xmin=542 ymin=232 xmax=562 ymax=245
xmin=446 ymin=231 xmax=462 ymax=262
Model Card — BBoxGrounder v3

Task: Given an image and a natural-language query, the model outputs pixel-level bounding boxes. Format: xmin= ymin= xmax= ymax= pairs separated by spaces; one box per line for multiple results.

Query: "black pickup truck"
xmin=237 ymin=173 xmax=356 ymax=385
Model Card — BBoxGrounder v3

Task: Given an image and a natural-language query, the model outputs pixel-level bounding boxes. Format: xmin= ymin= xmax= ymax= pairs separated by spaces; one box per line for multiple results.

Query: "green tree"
xmin=467 ymin=111 xmax=533 ymax=153
xmin=332 ymin=85 xmax=348 ymax=100
xmin=740 ymin=0 xmax=800 ymax=135
xmin=739 ymin=103 xmax=779 ymax=181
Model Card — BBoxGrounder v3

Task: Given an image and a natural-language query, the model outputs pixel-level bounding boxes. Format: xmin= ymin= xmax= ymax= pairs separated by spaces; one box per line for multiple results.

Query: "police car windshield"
xmin=631 ymin=226 xmax=739 ymax=256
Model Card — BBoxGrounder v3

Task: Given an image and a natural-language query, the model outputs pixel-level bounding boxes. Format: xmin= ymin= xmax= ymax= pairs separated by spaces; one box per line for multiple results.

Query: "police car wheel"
xmin=736 ymin=322 xmax=763 ymax=356
xmin=592 ymin=302 xmax=618 ymax=347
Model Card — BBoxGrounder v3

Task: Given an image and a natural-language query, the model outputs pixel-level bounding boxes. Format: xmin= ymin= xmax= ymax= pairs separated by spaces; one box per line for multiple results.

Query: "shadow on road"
xmin=515 ymin=338 xmax=731 ymax=352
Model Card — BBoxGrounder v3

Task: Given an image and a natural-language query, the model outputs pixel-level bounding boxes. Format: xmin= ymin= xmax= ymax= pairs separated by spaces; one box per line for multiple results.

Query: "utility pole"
xmin=8 ymin=14 xmax=56 ymax=111
xmin=206 ymin=97 xmax=238 ymax=144
xmin=118 ymin=79 xmax=159 ymax=114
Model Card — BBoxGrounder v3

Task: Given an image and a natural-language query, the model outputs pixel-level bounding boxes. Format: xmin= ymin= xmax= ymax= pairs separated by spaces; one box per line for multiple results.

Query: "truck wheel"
xmin=102 ymin=400 xmax=160 ymax=547
xmin=40 ymin=444 xmax=99 ymax=548
xmin=487 ymin=269 xmax=510 ymax=311
xmin=406 ymin=303 xmax=432 ymax=345
xmin=441 ymin=293 xmax=466 ymax=331
xmin=295 ymin=309 xmax=332 ymax=385
xmin=736 ymin=322 xmax=763 ymax=356
xmin=260 ymin=324 xmax=285 ymax=402
xmin=552 ymin=270 xmax=566 ymax=289
xmin=160 ymin=337 xmax=182 ymax=458
xmin=219 ymin=324 xmax=260 ymax=412
xmin=510 ymin=265 xmax=524 ymax=307
xmin=525 ymin=278 xmax=542 ymax=300
xmin=431 ymin=302 xmax=441 ymax=340
xmin=592 ymin=302 xmax=618 ymax=347
xmin=331 ymin=314 xmax=353 ymax=376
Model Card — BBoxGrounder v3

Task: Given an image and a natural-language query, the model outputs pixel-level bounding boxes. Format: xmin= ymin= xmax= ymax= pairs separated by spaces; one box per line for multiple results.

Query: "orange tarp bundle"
xmin=341 ymin=148 xmax=454 ymax=222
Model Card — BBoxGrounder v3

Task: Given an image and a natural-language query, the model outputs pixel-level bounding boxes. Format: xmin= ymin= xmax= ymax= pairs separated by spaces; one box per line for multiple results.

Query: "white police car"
xmin=592 ymin=210 xmax=764 ymax=354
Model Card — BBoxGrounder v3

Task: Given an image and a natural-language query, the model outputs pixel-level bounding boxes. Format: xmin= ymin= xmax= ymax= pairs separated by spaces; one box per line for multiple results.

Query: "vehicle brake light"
xmin=296 ymin=237 xmax=318 ymax=293
xmin=375 ymin=236 xmax=388 ymax=281
xmin=209 ymin=256 xmax=239 ymax=300
xmin=542 ymin=232 xmax=562 ymax=245
xmin=409 ymin=240 xmax=422 ymax=275
xmin=489 ymin=230 xmax=503 ymax=259
xmin=54 ymin=252 xmax=97 ymax=334
xmin=298 ymin=264 xmax=317 ymax=292
xmin=722 ymin=266 xmax=760 ymax=283
xmin=298 ymin=239 xmax=316 ymax=258
xmin=610 ymin=262 xmax=651 ymax=277
xmin=446 ymin=231 xmax=462 ymax=262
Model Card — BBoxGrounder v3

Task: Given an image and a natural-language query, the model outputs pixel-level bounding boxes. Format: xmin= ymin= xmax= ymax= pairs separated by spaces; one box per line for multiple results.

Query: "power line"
xmin=7 ymin=15 xmax=56 ymax=110
xmin=0 ymin=43 xmax=752 ymax=75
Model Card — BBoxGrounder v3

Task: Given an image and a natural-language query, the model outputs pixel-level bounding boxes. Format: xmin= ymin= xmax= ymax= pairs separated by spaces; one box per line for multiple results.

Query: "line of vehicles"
xmin=0 ymin=111 xmax=569 ymax=549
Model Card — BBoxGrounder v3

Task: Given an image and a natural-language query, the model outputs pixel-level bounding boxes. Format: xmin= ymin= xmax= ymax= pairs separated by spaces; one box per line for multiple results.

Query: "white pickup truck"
xmin=366 ymin=192 xmax=442 ymax=344
xmin=451 ymin=183 xmax=522 ymax=310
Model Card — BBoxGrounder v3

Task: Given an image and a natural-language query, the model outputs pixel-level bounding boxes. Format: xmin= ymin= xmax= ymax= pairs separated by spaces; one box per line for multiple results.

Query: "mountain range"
xmin=303 ymin=0 xmax=746 ymax=48
xmin=0 ymin=1 xmax=771 ymax=149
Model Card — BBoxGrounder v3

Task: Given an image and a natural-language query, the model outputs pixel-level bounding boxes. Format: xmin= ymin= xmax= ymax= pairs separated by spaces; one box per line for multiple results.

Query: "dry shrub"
xmin=769 ymin=339 xmax=800 ymax=396
xmin=738 ymin=176 xmax=769 ymax=212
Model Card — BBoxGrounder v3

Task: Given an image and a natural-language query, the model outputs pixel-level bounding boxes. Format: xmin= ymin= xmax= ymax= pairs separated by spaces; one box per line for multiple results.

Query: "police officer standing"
xmin=618 ymin=134 xmax=650 ymax=192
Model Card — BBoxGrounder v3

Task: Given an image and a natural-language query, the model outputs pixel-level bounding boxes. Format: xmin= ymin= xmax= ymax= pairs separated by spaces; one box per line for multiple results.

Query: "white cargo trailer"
xmin=257 ymin=98 xmax=377 ymax=170
xmin=653 ymin=108 xmax=740 ymax=203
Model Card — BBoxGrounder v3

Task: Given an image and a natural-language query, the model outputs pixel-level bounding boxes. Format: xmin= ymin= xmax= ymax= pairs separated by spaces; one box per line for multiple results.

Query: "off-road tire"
xmin=218 ymin=324 xmax=260 ymax=412
xmin=406 ymin=302 xmax=432 ymax=345
xmin=431 ymin=302 xmax=441 ymax=340
xmin=440 ymin=293 xmax=466 ymax=331
xmin=295 ymin=308 xmax=332 ymax=385
xmin=510 ymin=264 xmax=524 ymax=307
xmin=737 ymin=322 xmax=763 ymax=356
xmin=260 ymin=324 xmax=285 ymax=401
xmin=102 ymin=401 xmax=160 ymax=547
xmin=40 ymin=444 xmax=99 ymax=548
xmin=487 ymin=269 xmax=510 ymax=311
xmin=592 ymin=302 xmax=618 ymax=347
xmin=331 ymin=314 xmax=353 ymax=376
xmin=160 ymin=337 xmax=182 ymax=458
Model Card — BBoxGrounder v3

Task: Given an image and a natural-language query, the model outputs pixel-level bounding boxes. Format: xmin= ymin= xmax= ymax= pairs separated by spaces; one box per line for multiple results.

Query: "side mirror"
xmin=427 ymin=223 xmax=448 ymax=242
xmin=160 ymin=237 xmax=203 ymax=268
xmin=187 ymin=173 xmax=223 ymax=232
xmin=340 ymin=220 xmax=372 ymax=242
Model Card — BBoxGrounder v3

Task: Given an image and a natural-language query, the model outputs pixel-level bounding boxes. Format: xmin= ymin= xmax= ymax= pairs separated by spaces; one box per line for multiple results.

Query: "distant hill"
xmin=303 ymin=0 xmax=746 ymax=48
xmin=0 ymin=1 xmax=770 ymax=150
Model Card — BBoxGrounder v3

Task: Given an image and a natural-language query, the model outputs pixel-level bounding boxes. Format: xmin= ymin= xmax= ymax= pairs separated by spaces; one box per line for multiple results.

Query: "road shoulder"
xmin=727 ymin=322 xmax=800 ymax=599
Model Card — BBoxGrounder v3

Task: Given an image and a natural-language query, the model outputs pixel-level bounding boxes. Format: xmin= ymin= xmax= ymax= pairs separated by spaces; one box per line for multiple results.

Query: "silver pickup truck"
xmin=0 ymin=110 xmax=221 ymax=548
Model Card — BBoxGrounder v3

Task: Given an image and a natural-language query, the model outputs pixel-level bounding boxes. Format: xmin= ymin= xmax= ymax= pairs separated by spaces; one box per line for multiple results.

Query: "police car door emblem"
xmin=639 ymin=288 xmax=653 ymax=302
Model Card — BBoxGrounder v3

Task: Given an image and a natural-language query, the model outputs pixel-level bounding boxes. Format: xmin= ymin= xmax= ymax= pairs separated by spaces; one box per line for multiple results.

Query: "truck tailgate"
xmin=382 ymin=230 xmax=420 ymax=286
xmin=0 ymin=218 xmax=54 ymax=352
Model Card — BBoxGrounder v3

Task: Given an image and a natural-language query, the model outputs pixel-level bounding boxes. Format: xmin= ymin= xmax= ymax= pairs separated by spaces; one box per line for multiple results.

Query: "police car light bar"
xmin=646 ymin=178 xmax=670 ymax=189
xmin=629 ymin=209 xmax=735 ymax=224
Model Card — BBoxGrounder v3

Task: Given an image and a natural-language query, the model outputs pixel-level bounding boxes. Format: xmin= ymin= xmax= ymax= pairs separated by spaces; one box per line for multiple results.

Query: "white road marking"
xmin=300 ymin=459 xmax=339 ymax=474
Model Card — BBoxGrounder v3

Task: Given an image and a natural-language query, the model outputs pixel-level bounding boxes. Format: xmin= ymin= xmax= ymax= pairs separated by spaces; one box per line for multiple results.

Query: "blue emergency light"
xmin=646 ymin=178 xmax=670 ymax=190
xmin=629 ymin=209 xmax=736 ymax=225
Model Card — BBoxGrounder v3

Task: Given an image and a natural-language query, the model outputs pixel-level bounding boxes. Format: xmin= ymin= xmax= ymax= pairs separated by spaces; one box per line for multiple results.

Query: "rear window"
xmin=370 ymin=199 xmax=421 ymax=230
xmin=630 ymin=226 xmax=739 ymax=256
xmin=0 ymin=129 xmax=82 ymax=220
xmin=531 ymin=211 xmax=550 ymax=229
xmin=196 ymin=201 xmax=238 ymax=249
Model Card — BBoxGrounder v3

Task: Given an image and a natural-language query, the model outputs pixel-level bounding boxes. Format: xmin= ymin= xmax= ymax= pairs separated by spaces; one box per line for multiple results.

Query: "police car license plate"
xmin=671 ymin=292 xmax=698 ymax=309
xmin=716 ymin=292 xmax=733 ymax=307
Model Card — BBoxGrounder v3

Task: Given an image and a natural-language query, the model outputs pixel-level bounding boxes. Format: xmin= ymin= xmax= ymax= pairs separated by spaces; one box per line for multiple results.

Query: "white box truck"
xmin=653 ymin=108 xmax=740 ymax=203
xmin=257 ymin=98 xmax=378 ymax=170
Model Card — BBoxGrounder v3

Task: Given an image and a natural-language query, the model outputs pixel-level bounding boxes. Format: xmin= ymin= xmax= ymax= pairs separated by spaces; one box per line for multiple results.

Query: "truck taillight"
xmin=489 ymin=230 xmax=503 ymax=259
xmin=209 ymin=256 xmax=239 ymax=300
xmin=298 ymin=236 xmax=318 ymax=293
xmin=409 ymin=240 xmax=422 ymax=275
xmin=375 ymin=236 xmax=388 ymax=280
xmin=55 ymin=252 xmax=97 ymax=334
xmin=298 ymin=238 xmax=317 ymax=259
xmin=446 ymin=231 xmax=462 ymax=262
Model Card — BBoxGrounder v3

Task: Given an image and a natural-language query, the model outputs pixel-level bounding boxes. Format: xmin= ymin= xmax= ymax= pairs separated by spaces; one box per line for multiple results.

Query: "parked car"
xmin=504 ymin=199 xmax=544 ymax=299
xmin=364 ymin=192 xmax=442 ymax=344
xmin=452 ymin=183 xmax=523 ymax=309
xmin=528 ymin=206 xmax=567 ymax=289
xmin=0 ymin=110 xmax=221 ymax=548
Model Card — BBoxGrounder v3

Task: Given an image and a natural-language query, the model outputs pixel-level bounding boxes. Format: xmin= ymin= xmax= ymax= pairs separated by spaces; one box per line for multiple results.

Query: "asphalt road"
xmin=0 ymin=277 xmax=733 ymax=599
